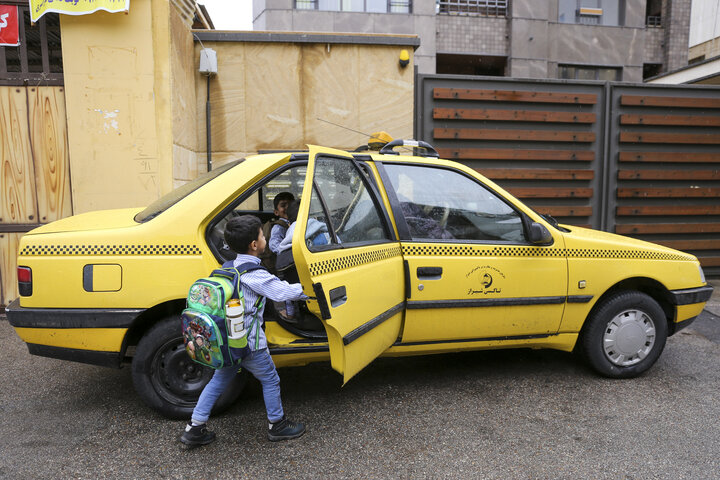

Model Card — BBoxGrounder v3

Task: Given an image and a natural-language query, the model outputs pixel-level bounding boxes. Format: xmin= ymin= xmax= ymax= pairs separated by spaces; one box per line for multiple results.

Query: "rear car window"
xmin=135 ymin=160 xmax=242 ymax=223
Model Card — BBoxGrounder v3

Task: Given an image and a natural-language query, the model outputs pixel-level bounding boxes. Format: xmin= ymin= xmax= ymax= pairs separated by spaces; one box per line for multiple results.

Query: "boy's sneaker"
xmin=268 ymin=416 xmax=306 ymax=442
xmin=180 ymin=422 xmax=216 ymax=447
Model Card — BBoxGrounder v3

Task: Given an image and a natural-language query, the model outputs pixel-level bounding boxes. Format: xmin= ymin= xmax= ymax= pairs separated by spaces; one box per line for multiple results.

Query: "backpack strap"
xmin=212 ymin=261 xmax=267 ymax=350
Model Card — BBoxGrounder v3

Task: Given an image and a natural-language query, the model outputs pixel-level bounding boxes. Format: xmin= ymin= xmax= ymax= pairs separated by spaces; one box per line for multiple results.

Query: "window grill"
xmin=436 ymin=0 xmax=508 ymax=16
xmin=646 ymin=16 xmax=662 ymax=27
xmin=0 ymin=5 xmax=63 ymax=86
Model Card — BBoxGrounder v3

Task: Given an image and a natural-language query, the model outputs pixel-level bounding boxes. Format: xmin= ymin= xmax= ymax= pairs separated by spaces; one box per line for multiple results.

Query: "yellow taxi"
xmin=7 ymin=140 xmax=713 ymax=418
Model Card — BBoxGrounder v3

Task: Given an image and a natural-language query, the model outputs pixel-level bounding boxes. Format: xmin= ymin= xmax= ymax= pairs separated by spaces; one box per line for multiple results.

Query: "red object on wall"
xmin=0 ymin=5 xmax=20 ymax=47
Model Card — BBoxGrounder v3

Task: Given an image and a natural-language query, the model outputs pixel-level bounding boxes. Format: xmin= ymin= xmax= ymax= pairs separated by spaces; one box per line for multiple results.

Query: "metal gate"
xmin=415 ymin=75 xmax=720 ymax=274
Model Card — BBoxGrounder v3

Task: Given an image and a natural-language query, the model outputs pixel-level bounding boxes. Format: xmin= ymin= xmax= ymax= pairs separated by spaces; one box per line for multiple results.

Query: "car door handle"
xmin=329 ymin=286 xmax=347 ymax=307
xmin=417 ymin=267 xmax=442 ymax=280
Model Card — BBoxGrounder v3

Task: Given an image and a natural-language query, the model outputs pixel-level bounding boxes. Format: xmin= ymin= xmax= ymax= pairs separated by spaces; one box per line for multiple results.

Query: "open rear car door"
xmin=293 ymin=146 xmax=405 ymax=383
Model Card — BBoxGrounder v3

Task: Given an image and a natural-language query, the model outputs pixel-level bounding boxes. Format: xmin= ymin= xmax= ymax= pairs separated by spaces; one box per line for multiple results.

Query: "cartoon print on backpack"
xmin=183 ymin=319 xmax=215 ymax=364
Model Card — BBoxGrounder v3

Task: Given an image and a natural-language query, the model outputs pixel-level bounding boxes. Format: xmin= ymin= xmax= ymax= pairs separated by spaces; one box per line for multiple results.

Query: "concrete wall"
xmin=645 ymin=27 xmax=666 ymax=63
xmin=436 ymin=16 xmax=507 ymax=56
xmin=509 ymin=0 xmax=647 ymax=82
xmin=60 ymin=0 xmax=175 ymax=213
xmin=690 ymin=37 xmax=720 ymax=61
xmin=663 ymin=0 xmax=692 ymax=71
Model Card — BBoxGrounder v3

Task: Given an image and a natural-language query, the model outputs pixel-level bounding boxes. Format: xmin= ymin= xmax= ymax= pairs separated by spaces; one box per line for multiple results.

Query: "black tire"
xmin=131 ymin=316 xmax=247 ymax=419
xmin=581 ymin=291 xmax=668 ymax=379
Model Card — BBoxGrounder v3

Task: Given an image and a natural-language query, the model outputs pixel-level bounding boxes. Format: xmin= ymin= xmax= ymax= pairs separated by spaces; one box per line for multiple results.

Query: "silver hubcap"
xmin=603 ymin=309 xmax=656 ymax=366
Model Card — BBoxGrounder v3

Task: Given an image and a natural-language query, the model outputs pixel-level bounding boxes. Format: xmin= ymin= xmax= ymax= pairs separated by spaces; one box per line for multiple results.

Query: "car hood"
xmin=26 ymin=208 xmax=144 ymax=235
xmin=560 ymin=225 xmax=696 ymax=260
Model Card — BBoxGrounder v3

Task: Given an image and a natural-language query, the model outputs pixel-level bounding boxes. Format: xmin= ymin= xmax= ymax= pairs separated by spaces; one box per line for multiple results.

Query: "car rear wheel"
xmin=581 ymin=291 xmax=668 ymax=378
xmin=131 ymin=316 xmax=247 ymax=419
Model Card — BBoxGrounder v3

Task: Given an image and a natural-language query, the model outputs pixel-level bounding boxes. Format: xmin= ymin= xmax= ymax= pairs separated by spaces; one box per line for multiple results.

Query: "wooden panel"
xmin=618 ymin=187 xmax=720 ymax=198
xmin=28 ymin=87 xmax=72 ymax=223
xmin=0 ymin=87 xmax=37 ymax=224
xmin=0 ymin=232 xmax=21 ymax=306
xmin=433 ymin=88 xmax=598 ymax=105
xmin=698 ymin=257 xmax=720 ymax=267
xmin=616 ymin=223 xmax=720 ymax=234
xmin=434 ymin=128 xmax=596 ymax=142
xmin=531 ymin=206 xmax=593 ymax=216
xmin=620 ymin=114 xmax=720 ymax=127
xmin=617 ymin=205 xmax=720 ymax=216
xmin=618 ymin=169 xmax=720 ymax=180
xmin=620 ymin=95 xmax=720 ymax=108
xmin=433 ymin=108 xmax=596 ymax=123
xmin=619 ymin=132 xmax=720 ymax=144
xmin=506 ymin=187 xmax=593 ymax=199
xmin=479 ymin=168 xmax=594 ymax=180
xmin=619 ymin=152 xmax=720 ymax=163
xmin=657 ymin=239 xmax=720 ymax=251
xmin=438 ymin=148 xmax=595 ymax=161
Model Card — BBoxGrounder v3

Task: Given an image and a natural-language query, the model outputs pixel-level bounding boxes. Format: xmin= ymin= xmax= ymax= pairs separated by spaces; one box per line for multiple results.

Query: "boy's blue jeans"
xmin=191 ymin=348 xmax=284 ymax=424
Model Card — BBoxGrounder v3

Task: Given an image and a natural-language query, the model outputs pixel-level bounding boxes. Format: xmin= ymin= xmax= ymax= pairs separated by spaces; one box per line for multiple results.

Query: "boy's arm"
xmin=268 ymin=224 xmax=285 ymax=254
xmin=242 ymin=269 xmax=309 ymax=302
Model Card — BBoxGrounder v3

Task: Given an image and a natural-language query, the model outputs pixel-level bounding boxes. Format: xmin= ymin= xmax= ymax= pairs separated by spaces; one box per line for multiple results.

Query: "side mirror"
xmin=528 ymin=222 xmax=553 ymax=245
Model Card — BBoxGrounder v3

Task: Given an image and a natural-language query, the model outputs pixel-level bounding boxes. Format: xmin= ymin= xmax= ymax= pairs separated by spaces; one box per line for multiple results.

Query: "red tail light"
xmin=17 ymin=266 xmax=31 ymax=283
xmin=17 ymin=266 xmax=32 ymax=296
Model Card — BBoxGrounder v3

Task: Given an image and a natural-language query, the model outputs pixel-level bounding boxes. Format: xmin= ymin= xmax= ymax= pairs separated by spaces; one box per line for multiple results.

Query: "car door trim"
xmin=343 ymin=301 xmax=405 ymax=346
xmin=406 ymin=296 xmax=568 ymax=309
xmin=393 ymin=333 xmax=554 ymax=347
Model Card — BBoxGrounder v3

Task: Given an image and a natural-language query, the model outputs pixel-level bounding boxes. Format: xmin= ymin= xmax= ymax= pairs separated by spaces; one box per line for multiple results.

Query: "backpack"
xmin=180 ymin=262 xmax=265 ymax=369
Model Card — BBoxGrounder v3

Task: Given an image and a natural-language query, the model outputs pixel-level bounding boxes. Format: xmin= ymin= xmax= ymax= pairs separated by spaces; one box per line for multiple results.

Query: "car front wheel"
xmin=581 ymin=291 xmax=668 ymax=378
xmin=131 ymin=316 xmax=247 ymax=419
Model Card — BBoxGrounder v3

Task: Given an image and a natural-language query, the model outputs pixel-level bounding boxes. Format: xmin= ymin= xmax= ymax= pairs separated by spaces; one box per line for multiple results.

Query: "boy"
xmin=180 ymin=215 xmax=309 ymax=446
xmin=267 ymin=192 xmax=294 ymax=256
xmin=261 ymin=192 xmax=296 ymax=319
xmin=260 ymin=192 xmax=294 ymax=272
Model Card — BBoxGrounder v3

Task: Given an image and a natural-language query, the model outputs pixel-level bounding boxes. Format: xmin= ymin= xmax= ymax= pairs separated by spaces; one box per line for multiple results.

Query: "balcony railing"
xmin=436 ymin=0 xmax=508 ymax=17
xmin=646 ymin=15 xmax=662 ymax=27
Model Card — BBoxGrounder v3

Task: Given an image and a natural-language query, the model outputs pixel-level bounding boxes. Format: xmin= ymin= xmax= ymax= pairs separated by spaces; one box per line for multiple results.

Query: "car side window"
xmin=383 ymin=164 xmax=526 ymax=243
xmin=208 ymin=164 xmax=307 ymax=261
xmin=307 ymin=157 xmax=390 ymax=247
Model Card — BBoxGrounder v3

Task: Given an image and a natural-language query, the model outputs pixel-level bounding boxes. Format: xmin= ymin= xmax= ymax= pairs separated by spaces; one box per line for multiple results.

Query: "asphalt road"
xmin=1 ymin=310 xmax=718 ymax=480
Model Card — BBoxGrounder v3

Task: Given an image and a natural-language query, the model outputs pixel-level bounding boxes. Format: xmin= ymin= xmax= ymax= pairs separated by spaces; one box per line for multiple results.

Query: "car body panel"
xmin=6 ymin=145 xmax=712 ymax=383
xmin=14 ymin=326 xmax=127 ymax=351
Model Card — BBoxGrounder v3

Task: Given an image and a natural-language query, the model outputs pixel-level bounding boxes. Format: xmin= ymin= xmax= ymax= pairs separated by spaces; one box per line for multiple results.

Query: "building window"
xmin=645 ymin=0 xmax=661 ymax=27
xmin=559 ymin=64 xmax=622 ymax=81
xmin=436 ymin=0 xmax=508 ymax=16
xmin=0 ymin=5 xmax=63 ymax=85
xmin=642 ymin=63 xmax=662 ymax=79
xmin=295 ymin=0 xmax=411 ymax=13
xmin=558 ymin=0 xmax=626 ymax=27
xmin=437 ymin=54 xmax=507 ymax=76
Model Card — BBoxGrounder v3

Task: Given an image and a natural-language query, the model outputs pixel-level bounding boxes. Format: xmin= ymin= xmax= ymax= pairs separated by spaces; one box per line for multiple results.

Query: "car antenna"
xmin=316 ymin=118 xmax=413 ymax=153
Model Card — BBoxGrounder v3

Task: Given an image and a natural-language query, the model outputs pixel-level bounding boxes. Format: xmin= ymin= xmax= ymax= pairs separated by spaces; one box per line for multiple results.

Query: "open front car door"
xmin=294 ymin=146 xmax=405 ymax=383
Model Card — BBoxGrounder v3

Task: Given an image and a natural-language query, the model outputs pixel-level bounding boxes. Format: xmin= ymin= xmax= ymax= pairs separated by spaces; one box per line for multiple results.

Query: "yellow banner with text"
xmin=29 ymin=0 xmax=129 ymax=23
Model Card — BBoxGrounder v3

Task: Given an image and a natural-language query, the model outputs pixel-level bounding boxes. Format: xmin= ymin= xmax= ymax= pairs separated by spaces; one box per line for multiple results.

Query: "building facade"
xmin=253 ymin=0 xmax=692 ymax=82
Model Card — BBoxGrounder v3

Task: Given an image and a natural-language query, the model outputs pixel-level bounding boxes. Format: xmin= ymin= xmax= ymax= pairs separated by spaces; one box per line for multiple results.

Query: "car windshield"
xmin=134 ymin=160 xmax=242 ymax=223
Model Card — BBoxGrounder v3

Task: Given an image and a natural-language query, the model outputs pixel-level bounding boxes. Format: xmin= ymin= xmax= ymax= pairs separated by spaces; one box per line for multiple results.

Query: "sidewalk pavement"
xmin=705 ymin=278 xmax=720 ymax=317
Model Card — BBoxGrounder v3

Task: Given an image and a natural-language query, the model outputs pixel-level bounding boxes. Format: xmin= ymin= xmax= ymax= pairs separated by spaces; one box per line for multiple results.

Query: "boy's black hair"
xmin=224 ymin=215 xmax=262 ymax=254
xmin=287 ymin=199 xmax=301 ymax=223
xmin=273 ymin=192 xmax=295 ymax=210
